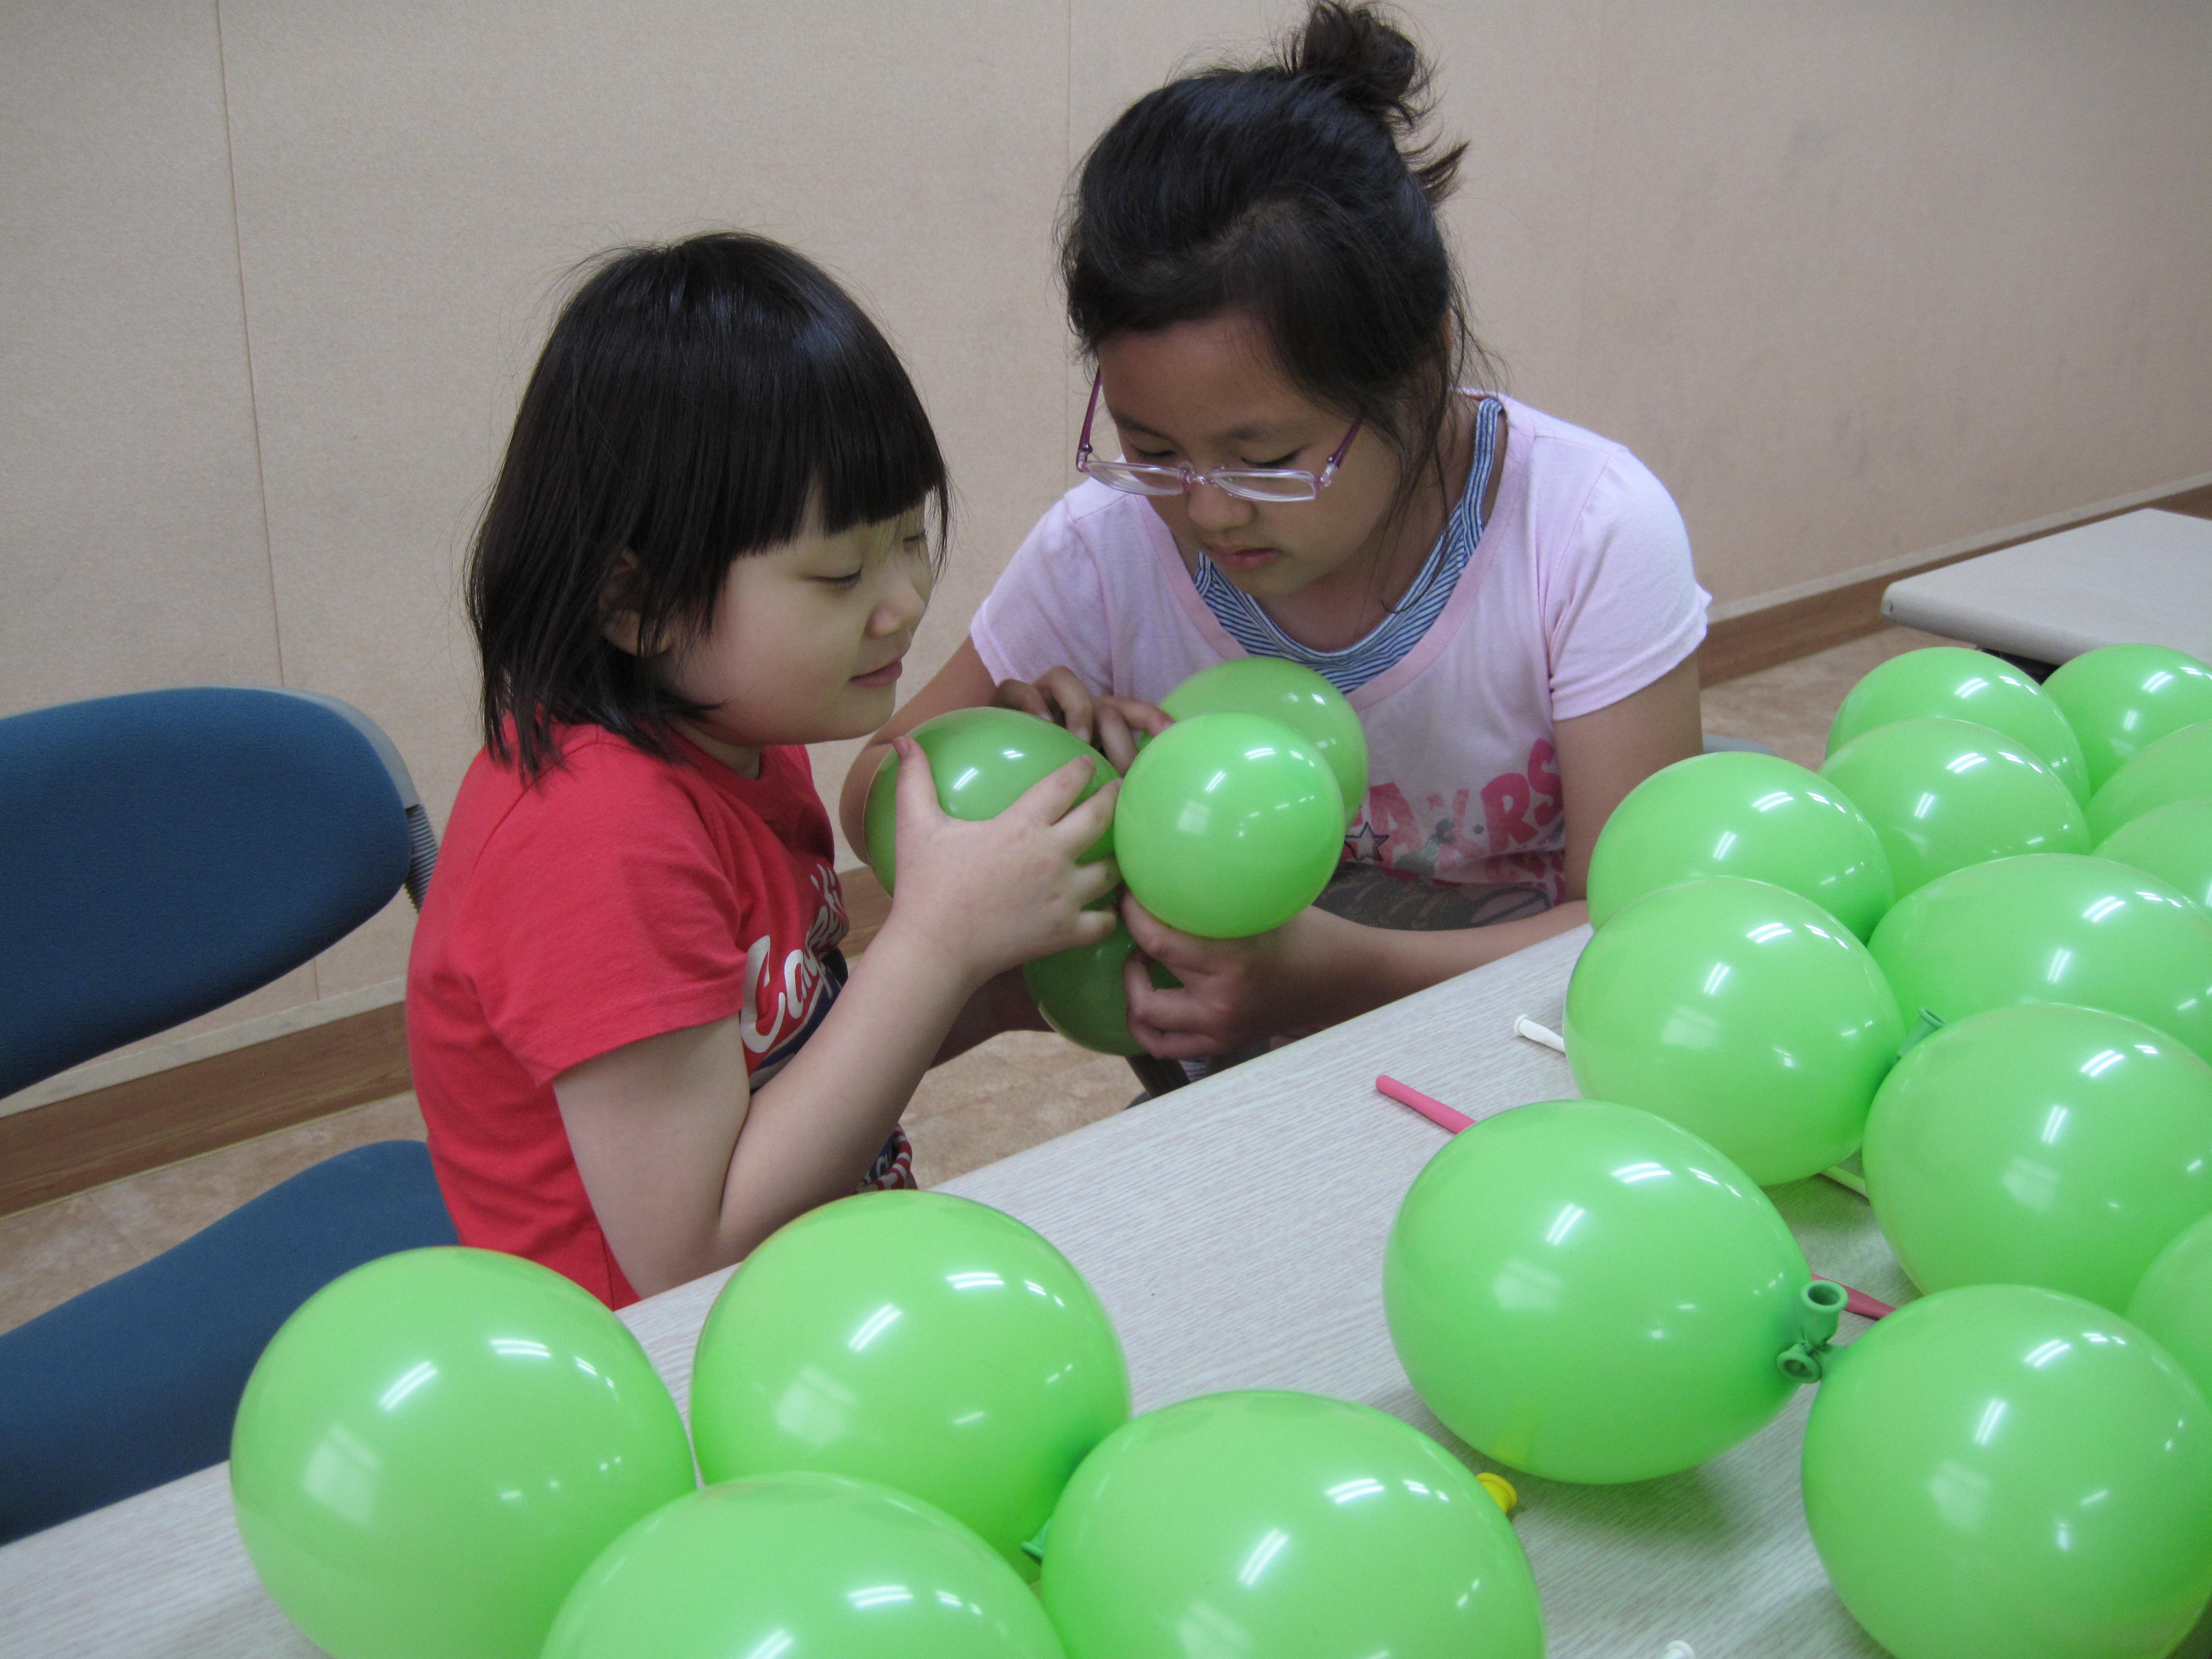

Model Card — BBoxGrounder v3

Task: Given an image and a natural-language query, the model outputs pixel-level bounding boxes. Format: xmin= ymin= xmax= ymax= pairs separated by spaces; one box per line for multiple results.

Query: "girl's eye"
xmin=820 ymin=570 xmax=865 ymax=588
xmin=1246 ymin=451 xmax=1301 ymax=471
xmin=1131 ymin=447 xmax=1177 ymax=465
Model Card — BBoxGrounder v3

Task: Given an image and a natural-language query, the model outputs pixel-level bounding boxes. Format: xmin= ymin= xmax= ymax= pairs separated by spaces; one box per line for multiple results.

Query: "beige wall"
xmin=6 ymin=1 xmax=2210 ymax=1079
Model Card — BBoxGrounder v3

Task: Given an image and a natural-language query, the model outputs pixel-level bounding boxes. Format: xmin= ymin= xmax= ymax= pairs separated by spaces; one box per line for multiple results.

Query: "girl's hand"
xmin=878 ymin=734 xmax=1121 ymax=987
xmin=992 ymin=667 xmax=1172 ymax=772
xmin=1118 ymin=895 xmax=1343 ymax=1058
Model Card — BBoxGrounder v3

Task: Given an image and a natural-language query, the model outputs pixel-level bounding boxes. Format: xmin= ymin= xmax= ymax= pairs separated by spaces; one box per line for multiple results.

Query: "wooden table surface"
xmin=1882 ymin=507 xmax=2212 ymax=665
xmin=9 ymin=925 xmax=2201 ymax=1657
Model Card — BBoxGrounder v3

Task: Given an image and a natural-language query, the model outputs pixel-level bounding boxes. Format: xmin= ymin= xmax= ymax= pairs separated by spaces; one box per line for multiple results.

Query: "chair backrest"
xmin=0 ymin=688 xmax=419 ymax=1097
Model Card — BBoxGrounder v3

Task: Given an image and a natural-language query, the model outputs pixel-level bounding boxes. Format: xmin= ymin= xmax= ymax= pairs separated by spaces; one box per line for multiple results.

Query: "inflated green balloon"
xmin=1802 ymin=1284 xmax=2212 ymax=1659
xmin=1384 ymin=1100 xmax=1823 ymax=1483
xmin=1864 ymin=1004 xmax=2212 ymax=1310
xmin=1820 ymin=717 xmax=2088 ymax=899
xmin=1564 ymin=878 xmax=1903 ymax=1184
xmin=1586 ymin=751 xmax=1895 ymax=937
xmin=864 ymin=706 xmax=1116 ymax=892
xmin=689 ymin=1191 xmax=1128 ymax=1579
xmin=1115 ymin=712 xmax=1344 ymax=938
xmin=1022 ymin=925 xmax=1181 ymax=1055
xmin=1040 ymin=1391 xmax=1542 ymax=1659
xmin=229 ymin=1248 xmax=695 ymax=1659
xmin=542 ymin=1474 xmax=1065 ymax=1659
xmin=2088 ymin=718 xmax=2212 ymax=842
xmin=1869 ymin=854 xmax=2212 ymax=1065
xmin=1162 ymin=657 xmax=1368 ymax=827
xmin=2098 ymin=798 xmax=2212 ymax=912
xmin=1829 ymin=647 xmax=2092 ymax=803
xmin=2128 ymin=1214 xmax=2212 ymax=1404
xmin=2045 ymin=644 xmax=2212 ymax=791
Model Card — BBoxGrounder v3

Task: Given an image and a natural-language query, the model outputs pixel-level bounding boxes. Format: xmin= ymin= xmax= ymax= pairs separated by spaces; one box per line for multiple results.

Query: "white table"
xmin=6 ymin=928 xmax=2207 ymax=1657
xmin=1881 ymin=507 xmax=2212 ymax=666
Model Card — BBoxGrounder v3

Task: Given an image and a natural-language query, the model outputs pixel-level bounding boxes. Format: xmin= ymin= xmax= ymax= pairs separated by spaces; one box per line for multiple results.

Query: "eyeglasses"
xmin=1074 ymin=372 xmax=1362 ymax=503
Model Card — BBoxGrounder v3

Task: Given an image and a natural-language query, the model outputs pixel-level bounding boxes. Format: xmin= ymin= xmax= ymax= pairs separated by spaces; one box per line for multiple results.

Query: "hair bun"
xmin=1283 ymin=2 xmax=1429 ymax=137
xmin=1274 ymin=2 xmax=1460 ymax=204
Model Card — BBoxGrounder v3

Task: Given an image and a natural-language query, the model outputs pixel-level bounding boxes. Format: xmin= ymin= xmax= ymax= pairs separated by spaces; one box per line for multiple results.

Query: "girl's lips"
xmin=1206 ymin=544 xmax=1281 ymax=569
xmin=851 ymin=657 xmax=905 ymax=687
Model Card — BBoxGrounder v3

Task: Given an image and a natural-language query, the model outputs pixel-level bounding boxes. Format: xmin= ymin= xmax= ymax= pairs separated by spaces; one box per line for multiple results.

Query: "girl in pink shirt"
xmin=844 ymin=2 xmax=1708 ymax=1064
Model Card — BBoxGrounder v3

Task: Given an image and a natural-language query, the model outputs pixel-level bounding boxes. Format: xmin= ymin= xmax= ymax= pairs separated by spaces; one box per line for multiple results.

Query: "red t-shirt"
xmin=406 ymin=724 xmax=909 ymax=1307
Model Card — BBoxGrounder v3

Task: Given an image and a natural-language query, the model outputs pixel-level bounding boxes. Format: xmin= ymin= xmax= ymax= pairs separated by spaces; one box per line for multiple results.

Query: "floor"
xmin=0 ymin=625 xmax=1952 ymax=1333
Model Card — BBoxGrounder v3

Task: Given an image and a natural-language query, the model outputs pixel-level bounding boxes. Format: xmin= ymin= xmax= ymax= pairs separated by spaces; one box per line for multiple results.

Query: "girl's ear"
xmin=599 ymin=551 xmax=653 ymax=657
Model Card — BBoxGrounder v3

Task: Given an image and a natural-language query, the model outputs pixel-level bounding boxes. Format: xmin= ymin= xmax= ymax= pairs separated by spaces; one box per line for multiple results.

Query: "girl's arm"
xmin=554 ymin=745 xmax=1119 ymax=1298
xmin=1120 ymin=657 xmax=1705 ymax=1057
xmin=838 ymin=638 xmax=1170 ymax=860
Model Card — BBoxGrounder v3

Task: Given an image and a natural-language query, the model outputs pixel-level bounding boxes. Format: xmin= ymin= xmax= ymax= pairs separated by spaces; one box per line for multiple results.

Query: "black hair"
xmin=1062 ymin=2 xmax=1497 ymax=502
xmin=467 ymin=231 xmax=949 ymax=778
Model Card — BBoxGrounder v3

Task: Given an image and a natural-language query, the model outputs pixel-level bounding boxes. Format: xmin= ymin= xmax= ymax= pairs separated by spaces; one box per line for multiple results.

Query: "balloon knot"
xmin=1476 ymin=1471 xmax=1519 ymax=1516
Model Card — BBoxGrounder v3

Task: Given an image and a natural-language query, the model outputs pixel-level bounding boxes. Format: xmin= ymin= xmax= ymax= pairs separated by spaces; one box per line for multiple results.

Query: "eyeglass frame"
xmin=1073 ymin=371 xmax=1363 ymax=503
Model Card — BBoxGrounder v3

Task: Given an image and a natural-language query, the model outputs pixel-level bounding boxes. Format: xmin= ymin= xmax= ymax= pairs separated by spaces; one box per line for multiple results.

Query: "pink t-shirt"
xmin=972 ymin=395 xmax=1709 ymax=900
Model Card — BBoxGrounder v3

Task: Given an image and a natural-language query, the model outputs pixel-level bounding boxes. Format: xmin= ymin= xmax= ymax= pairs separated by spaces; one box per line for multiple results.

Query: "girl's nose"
xmin=872 ymin=566 xmax=929 ymax=635
xmin=1184 ymin=478 xmax=1254 ymax=533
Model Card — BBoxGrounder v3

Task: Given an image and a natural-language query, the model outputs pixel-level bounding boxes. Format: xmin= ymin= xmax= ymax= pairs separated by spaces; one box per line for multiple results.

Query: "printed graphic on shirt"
xmin=743 ymin=864 xmax=850 ymax=1086
xmin=1344 ymin=737 xmax=1566 ymax=900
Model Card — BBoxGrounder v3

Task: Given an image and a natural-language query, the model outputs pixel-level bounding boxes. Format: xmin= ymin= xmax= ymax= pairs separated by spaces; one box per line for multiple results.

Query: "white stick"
xmin=1513 ymin=1015 xmax=1566 ymax=1053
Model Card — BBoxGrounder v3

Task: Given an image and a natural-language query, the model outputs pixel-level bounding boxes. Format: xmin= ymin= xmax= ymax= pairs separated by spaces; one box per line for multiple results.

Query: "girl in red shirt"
xmin=406 ymin=234 xmax=1118 ymax=1306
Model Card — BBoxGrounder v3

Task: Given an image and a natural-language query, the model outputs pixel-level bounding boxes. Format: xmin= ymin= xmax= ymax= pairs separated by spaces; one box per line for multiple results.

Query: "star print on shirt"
xmin=1345 ymin=818 xmax=1388 ymax=864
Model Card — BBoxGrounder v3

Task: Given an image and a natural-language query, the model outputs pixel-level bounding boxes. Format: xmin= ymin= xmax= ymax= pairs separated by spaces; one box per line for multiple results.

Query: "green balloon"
xmin=1115 ymin=712 xmax=1344 ymax=938
xmin=1022 ymin=925 xmax=1181 ymax=1056
xmin=544 ymin=1474 xmax=1065 ymax=1659
xmin=1384 ymin=1100 xmax=1821 ymax=1483
xmin=2099 ymin=798 xmax=2212 ymax=912
xmin=1820 ymin=717 xmax=2088 ymax=899
xmin=2044 ymin=643 xmax=2212 ymax=791
xmin=689 ymin=1191 xmax=1129 ymax=1579
xmin=1587 ymin=750 xmax=1895 ymax=937
xmin=2128 ymin=1214 xmax=2212 ymax=1405
xmin=1864 ymin=1004 xmax=2212 ymax=1310
xmin=2088 ymin=718 xmax=2212 ymax=842
xmin=1040 ymin=1391 xmax=1542 ymax=1659
xmin=1564 ymin=878 xmax=1903 ymax=1184
xmin=229 ymin=1248 xmax=695 ymax=1659
xmin=1869 ymin=854 xmax=2212 ymax=1065
xmin=1162 ymin=657 xmax=1368 ymax=827
xmin=1802 ymin=1284 xmax=2212 ymax=1659
xmin=864 ymin=706 xmax=1116 ymax=892
xmin=1829 ymin=647 xmax=2092 ymax=804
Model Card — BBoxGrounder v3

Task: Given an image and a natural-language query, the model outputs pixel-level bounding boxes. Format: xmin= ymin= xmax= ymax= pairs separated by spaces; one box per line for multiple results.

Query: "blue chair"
xmin=0 ymin=687 xmax=457 ymax=1541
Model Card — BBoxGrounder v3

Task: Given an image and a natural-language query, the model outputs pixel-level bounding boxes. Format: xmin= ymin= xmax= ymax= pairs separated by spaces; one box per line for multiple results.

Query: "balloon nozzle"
xmin=1021 ymin=1522 xmax=1049 ymax=1565
xmin=1777 ymin=1279 xmax=1847 ymax=1384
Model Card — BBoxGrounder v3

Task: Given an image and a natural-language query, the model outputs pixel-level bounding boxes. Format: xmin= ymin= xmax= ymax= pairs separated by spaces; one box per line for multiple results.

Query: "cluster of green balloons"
xmin=865 ymin=659 xmax=1365 ymax=1054
xmin=234 ymin=1191 xmax=1549 ymax=1658
xmin=1523 ymin=642 xmax=2212 ymax=1647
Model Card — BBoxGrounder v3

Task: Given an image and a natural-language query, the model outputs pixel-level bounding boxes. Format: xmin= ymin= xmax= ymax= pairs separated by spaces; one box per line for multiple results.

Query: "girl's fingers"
xmin=993 ymin=679 xmax=1054 ymax=721
xmin=1124 ymin=699 xmax=1175 ymax=738
xmin=1095 ymin=705 xmax=1138 ymax=772
xmin=890 ymin=734 xmax=947 ymax=826
xmin=1118 ymin=891 xmax=1192 ymax=962
xmin=1073 ymin=857 xmax=1122 ymax=908
xmin=1010 ymin=758 xmax=1111 ymax=827
xmin=1035 ymin=668 xmax=1098 ymax=744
